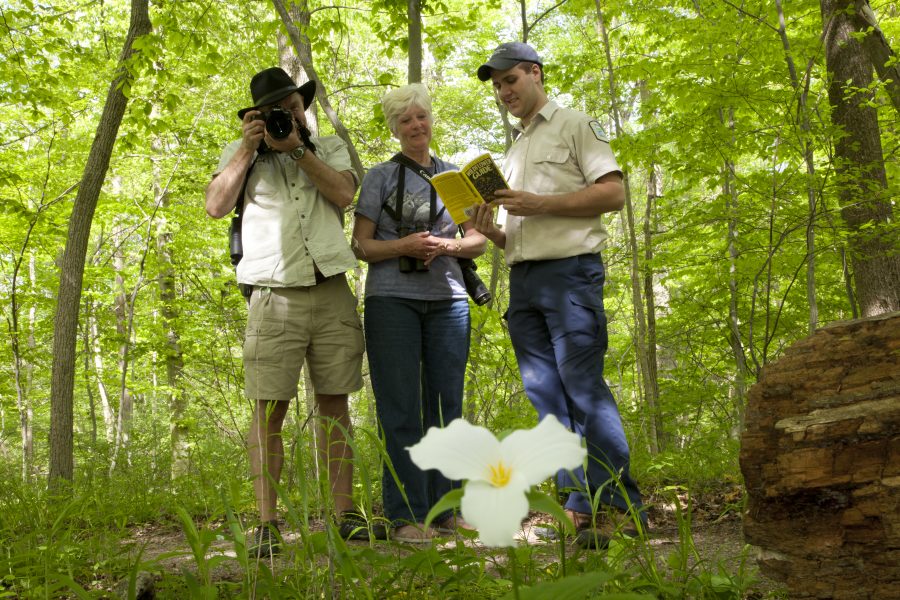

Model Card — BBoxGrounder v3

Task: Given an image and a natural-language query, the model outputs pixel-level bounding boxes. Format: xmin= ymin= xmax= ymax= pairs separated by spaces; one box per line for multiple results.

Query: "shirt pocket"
xmin=534 ymin=145 xmax=570 ymax=165
xmin=531 ymin=144 xmax=572 ymax=193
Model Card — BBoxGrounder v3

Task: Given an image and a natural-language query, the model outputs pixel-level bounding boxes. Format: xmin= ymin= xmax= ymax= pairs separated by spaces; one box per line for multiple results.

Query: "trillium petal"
xmin=408 ymin=418 xmax=501 ymax=482
xmin=501 ymin=415 xmax=587 ymax=487
xmin=461 ymin=476 xmax=529 ymax=547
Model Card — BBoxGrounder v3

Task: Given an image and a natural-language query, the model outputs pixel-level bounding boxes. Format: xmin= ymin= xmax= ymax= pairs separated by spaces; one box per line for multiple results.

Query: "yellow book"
xmin=431 ymin=153 xmax=509 ymax=224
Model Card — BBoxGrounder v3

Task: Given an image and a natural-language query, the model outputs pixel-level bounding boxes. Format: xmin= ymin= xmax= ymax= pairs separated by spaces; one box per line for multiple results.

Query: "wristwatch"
xmin=289 ymin=145 xmax=306 ymax=161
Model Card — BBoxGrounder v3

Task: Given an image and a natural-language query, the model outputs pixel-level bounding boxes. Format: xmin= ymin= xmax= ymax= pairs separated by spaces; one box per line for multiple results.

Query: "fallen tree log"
xmin=740 ymin=312 xmax=900 ymax=599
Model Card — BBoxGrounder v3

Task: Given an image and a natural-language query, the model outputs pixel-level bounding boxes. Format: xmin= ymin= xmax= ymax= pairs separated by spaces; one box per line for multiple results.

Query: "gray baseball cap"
xmin=476 ymin=42 xmax=543 ymax=81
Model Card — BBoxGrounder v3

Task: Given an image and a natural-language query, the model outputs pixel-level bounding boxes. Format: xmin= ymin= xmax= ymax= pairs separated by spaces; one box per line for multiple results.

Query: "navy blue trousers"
xmin=508 ymin=254 xmax=644 ymax=519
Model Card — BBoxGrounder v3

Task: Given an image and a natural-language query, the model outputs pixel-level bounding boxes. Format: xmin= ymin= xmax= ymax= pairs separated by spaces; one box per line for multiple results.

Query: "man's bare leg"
xmin=248 ymin=399 xmax=290 ymax=522
xmin=316 ymin=393 xmax=354 ymax=516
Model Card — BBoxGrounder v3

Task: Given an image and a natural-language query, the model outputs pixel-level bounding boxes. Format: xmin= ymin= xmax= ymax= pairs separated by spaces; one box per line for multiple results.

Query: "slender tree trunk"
xmin=81 ymin=311 xmax=98 ymax=447
xmin=722 ymin=108 xmax=750 ymax=429
xmin=820 ymin=0 xmax=900 ymax=316
xmin=640 ymin=82 xmax=663 ymax=450
xmin=151 ymin=141 xmax=189 ymax=479
xmin=278 ymin=26 xmax=317 ymax=134
xmin=110 ymin=233 xmax=134 ymax=473
xmin=776 ymin=0 xmax=820 ymax=332
xmin=595 ymin=1 xmax=659 ymax=454
xmin=89 ymin=314 xmax=116 ymax=442
xmin=842 ymin=247 xmax=859 ymax=318
xmin=407 ymin=0 xmax=422 ymax=83
xmin=10 ymin=277 xmax=29 ymax=480
xmin=8 ymin=213 xmax=43 ymax=480
xmin=48 ymin=0 xmax=151 ymax=491
xmin=271 ymin=0 xmax=365 ymax=181
xmin=24 ymin=258 xmax=36 ymax=474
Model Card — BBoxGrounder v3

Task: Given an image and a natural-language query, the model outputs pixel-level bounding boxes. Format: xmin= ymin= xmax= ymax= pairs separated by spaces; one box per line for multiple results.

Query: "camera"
xmin=255 ymin=106 xmax=294 ymax=140
xmin=458 ymin=258 xmax=491 ymax=306
xmin=398 ymin=224 xmax=430 ymax=273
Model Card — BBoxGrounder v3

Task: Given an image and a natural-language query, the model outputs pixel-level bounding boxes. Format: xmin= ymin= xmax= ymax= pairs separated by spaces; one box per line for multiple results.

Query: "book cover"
xmin=432 ymin=153 xmax=509 ymax=225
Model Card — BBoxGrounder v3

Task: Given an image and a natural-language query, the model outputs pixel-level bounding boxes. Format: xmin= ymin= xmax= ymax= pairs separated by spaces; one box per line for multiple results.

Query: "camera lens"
xmin=265 ymin=108 xmax=294 ymax=139
xmin=459 ymin=258 xmax=491 ymax=305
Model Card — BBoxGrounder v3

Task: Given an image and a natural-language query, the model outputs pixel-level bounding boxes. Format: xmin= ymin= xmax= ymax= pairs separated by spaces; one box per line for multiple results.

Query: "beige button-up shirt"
xmin=215 ymin=136 xmax=358 ymax=287
xmin=502 ymin=101 xmax=621 ymax=265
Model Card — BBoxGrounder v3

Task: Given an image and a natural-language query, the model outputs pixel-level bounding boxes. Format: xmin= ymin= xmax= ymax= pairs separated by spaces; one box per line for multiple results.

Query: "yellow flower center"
xmin=488 ymin=461 xmax=512 ymax=487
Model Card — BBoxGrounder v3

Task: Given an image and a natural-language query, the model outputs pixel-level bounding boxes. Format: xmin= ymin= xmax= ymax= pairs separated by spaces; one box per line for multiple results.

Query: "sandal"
xmin=433 ymin=514 xmax=475 ymax=535
xmin=392 ymin=523 xmax=433 ymax=544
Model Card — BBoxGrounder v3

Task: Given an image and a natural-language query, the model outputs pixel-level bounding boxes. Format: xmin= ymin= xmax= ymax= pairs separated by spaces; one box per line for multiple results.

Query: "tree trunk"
xmin=775 ymin=0 xmax=820 ymax=333
xmin=721 ymin=109 xmax=750 ymax=432
xmin=109 ymin=227 xmax=135 ymax=472
xmin=48 ymin=0 xmax=151 ymax=490
xmin=855 ymin=0 xmax=900 ymax=113
xmin=8 ymin=209 xmax=44 ymax=480
xmin=81 ymin=312 xmax=97 ymax=447
xmin=271 ymin=0 xmax=365 ymax=182
xmin=639 ymin=81 xmax=664 ymax=450
xmin=596 ymin=1 xmax=659 ymax=453
xmin=151 ymin=138 xmax=189 ymax=479
xmin=407 ymin=0 xmax=422 ymax=83
xmin=278 ymin=23 xmax=317 ymax=134
xmin=89 ymin=313 xmax=116 ymax=442
xmin=820 ymin=0 xmax=900 ymax=317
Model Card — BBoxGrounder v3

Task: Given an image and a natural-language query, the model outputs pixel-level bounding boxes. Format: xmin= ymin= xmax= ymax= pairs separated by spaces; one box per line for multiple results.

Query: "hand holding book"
xmin=430 ymin=153 xmax=509 ymax=224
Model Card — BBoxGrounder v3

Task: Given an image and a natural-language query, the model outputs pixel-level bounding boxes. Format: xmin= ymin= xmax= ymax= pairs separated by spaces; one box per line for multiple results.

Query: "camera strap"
xmin=387 ymin=153 xmax=445 ymax=226
xmin=228 ymin=153 xmax=261 ymax=267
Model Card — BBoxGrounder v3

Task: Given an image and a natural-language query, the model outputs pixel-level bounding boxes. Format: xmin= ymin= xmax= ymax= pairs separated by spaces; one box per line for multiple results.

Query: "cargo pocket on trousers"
xmin=567 ymin=288 xmax=607 ymax=348
xmin=339 ymin=316 xmax=366 ymax=361
xmin=243 ymin=319 xmax=285 ymax=364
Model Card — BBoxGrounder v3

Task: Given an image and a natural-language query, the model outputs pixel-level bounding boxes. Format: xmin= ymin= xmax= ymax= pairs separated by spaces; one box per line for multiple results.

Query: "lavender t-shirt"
xmin=355 ymin=159 xmax=467 ymax=300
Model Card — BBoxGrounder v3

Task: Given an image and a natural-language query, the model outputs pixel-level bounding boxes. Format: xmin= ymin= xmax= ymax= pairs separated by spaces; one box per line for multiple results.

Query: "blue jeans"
xmin=364 ymin=296 xmax=470 ymax=524
xmin=508 ymin=255 xmax=644 ymax=521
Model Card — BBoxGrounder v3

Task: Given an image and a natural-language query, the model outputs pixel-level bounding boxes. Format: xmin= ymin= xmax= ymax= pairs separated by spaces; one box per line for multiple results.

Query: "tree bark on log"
xmin=740 ymin=312 xmax=900 ymax=599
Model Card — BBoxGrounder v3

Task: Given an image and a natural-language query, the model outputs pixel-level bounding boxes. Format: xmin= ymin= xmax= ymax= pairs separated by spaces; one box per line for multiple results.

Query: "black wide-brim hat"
xmin=237 ymin=67 xmax=316 ymax=119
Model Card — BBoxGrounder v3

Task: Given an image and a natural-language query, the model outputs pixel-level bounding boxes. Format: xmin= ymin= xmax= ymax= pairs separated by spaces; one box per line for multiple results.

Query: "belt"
xmin=244 ymin=271 xmax=341 ymax=297
xmin=314 ymin=270 xmax=337 ymax=285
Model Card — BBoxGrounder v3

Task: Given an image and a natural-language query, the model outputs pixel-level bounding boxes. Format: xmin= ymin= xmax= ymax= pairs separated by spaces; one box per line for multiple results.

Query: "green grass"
xmin=0 ymin=439 xmax=784 ymax=600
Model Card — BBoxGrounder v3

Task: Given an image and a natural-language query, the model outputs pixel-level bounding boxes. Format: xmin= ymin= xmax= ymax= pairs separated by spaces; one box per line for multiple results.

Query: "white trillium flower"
xmin=408 ymin=414 xmax=586 ymax=547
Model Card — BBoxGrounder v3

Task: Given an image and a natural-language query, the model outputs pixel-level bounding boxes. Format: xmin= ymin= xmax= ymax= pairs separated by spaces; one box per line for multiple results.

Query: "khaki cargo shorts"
xmin=243 ymin=274 xmax=365 ymax=400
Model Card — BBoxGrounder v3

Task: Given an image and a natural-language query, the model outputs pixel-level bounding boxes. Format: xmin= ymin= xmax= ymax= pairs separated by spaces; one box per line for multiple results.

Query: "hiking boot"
xmin=572 ymin=508 xmax=643 ymax=549
xmin=574 ymin=524 xmax=611 ymax=549
xmin=248 ymin=520 xmax=281 ymax=559
xmin=338 ymin=510 xmax=388 ymax=541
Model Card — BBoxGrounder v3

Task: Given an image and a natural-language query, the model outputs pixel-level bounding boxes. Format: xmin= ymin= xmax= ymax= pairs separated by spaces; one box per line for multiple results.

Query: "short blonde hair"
xmin=382 ymin=83 xmax=433 ymax=135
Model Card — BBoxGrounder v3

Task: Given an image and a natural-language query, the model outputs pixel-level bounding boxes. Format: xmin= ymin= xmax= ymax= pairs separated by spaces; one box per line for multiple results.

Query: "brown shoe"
xmin=571 ymin=508 xmax=642 ymax=549
xmin=434 ymin=513 xmax=476 ymax=534
xmin=392 ymin=523 xmax=433 ymax=544
xmin=568 ymin=510 xmax=611 ymax=549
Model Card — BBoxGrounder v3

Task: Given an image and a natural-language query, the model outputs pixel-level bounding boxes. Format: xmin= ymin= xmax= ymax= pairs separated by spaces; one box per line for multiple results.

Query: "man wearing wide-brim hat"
xmin=205 ymin=67 xmax=365 ymax=558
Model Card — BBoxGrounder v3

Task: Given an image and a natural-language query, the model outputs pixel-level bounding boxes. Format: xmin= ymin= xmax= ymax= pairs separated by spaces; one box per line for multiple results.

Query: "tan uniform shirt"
xmin=502 ymin=101 xmax=621 ymax=265
xmin=215 ymin=136 xmax=358 ymax=287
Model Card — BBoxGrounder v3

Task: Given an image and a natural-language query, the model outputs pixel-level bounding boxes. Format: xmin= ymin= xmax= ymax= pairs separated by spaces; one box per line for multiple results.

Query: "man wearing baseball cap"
xmin=472 ymin=43 xmax=646 ymax=549
xmin=206 ymin=67 xmax=370 ymax=557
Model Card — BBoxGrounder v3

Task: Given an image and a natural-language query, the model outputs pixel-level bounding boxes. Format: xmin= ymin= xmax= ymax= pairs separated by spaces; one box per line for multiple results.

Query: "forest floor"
xmin=121 ymin=487 xmax=785 ymax=598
